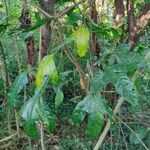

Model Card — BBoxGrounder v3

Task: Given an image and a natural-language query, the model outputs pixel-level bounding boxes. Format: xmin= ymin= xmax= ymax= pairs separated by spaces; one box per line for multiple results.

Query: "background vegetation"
xmin=0 ymin=0 xmax=150 ymax=149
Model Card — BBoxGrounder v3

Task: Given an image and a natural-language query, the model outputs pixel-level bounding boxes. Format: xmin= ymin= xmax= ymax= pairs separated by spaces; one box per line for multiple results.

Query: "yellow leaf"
xmin=36 ymin=55 xmax=59 ymax=88
xmin=72 ymin=27 xmax=90 ymax=57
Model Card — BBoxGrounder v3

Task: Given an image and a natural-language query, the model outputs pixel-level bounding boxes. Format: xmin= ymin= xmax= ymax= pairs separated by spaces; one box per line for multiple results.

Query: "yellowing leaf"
xmin=36 ymin=55 xmax=59 ymax=88
xmin=72 ymin=27 xmax=90 ymax=57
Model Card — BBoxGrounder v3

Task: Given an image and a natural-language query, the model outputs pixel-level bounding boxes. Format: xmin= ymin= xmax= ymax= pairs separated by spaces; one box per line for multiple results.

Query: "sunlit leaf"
xmin=36 ymin=55 xmax=59 ymax=88
xmin=72 ymin=27 xmax=90 ymax=57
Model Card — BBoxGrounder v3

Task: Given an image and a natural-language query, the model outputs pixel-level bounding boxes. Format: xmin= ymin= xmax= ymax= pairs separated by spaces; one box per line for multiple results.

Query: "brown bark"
xmin=136 ymin=3 xmax=150 ymax=31
xmin=89 ymin=0 xmax=100 ymax=58
xmin=19 ymin=2 xmax=35 ymax=67
xmin=26 ymin=37 xmax=35 ymax=66
xmin=38 ymin=0 xmax=55 ymax=58
xmin=127 ymin=1 xmax=150 ymax=48
xmin=127 ymin=0 xmax=138 ymax=47
xmin=114 ymin=0 xmax=125 ymax=20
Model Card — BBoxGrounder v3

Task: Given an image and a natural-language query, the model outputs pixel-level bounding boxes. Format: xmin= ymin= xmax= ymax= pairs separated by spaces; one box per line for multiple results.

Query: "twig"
xmin=55 ymin=0 xmax=85 ymax=18
xmin=0 ymin=132 xmax=17 ymax=143
xmin=32 ymin=0 xmax=85 ymax=19
xmin=93 ymin=98 xmax=124 ymax=150
xmin=40 ymin=122 xmax=45 ymax=150
xmin=28 ymin=137 xmax=32 ymax=150
xmin=119 ymin=120 xmax=128 ymax=150
xmin=117 ymin=117 xmax=149 ymax=150
xmin=15 ymin=109 xmax=20 ymax=139
xmin=56 ymin=28 xmax=89 ymax=94
xmin=0 ymin=142 xmax=12 ymax=149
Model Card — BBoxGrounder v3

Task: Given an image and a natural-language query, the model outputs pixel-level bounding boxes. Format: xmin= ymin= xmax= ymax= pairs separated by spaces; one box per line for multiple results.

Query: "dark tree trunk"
xmin=89 ymin=0 xmax=100 ymax=58
xmin=38 ymin=0 xmax=55 ymax=58
xmin=127 ymin=1 xmax=150 ymax=48
xmin=114 ymin=0 xmax=125 ymax=42
xmin=114 ymin=0 xmax=125 ymax=26
xmin=26 ymin=37 xmax=35 ymax=66
xmin=127 ymin=0 xmax=138 ymax=48
xmin=19 ymin=3 xmax=35 ymax=67
xmin=114 ymin=0 xmax=124 ymax=19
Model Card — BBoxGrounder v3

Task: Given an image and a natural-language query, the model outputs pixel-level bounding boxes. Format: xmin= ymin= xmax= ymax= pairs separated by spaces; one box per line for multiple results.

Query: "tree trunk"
xmin=38 ymin=0 xmax=55 ymax=58
xmin=19 ymin=0 xmax=35 ymax=67
xmin=127 ymin=0 xmax=138 ymax=48
xmin=127 ymin=1 xmax=150 ymax=48
xmin=89 ymin=0 xmax=100 ymax=58
xmin=114 ymin=0 xmax=125 ymax=27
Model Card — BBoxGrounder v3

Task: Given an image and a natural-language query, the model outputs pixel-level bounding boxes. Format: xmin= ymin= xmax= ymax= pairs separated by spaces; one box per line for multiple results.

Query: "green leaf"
xmin=36 ymin=55 xmax=59 ymax=88
xmin=72 ymin=27 xmax=90 ymax=57
xmin=72 ymin=93 xmax=112 ymax=138
xmin=90 ymin=73 xmax=106 ymax=92
xmin=38 ymin=99 xmax=56 ymax=132
xmin=20 ymin=92 xmax=56 ymax=138
xmin=23 ymin=122 xmax=39 ymax=139
xmin=145 ymin=51 xmax=150 ymax=70
xmin=8 ymin=71 xmax=28 ymax=108
xmin=66 ymin=11 xmax=81 ymax=26
xmin=145 ymin=51 xmax=150 ymax=63
xmin=144 ymin=0 xmax=150 ymax=4
xmin=0 ymin=24 xmax=8 ymax=35
xmin=113 ymin=44 xmax=141 ymax=64
xmin=115 ymin=74 xmax=138 ymax=106
xmin=130 ymin=127 xmax=148 ymax=145
xmin=55 ymin=89 xmax=64 ymax=108
xmin=72 ymin=109 xmax=86 ymax=125
xmin=20 ymin=93 xmax=40 ymax=122
xmin=0 ymin=4 xmax=4 ymax=8
xmin=86 ymin=113 xmax=104 ymax=138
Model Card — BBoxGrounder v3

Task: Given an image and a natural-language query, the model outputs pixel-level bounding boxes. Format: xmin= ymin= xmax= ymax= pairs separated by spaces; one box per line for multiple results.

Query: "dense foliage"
xmin=0 ymin=0 xmax=150 ymax=149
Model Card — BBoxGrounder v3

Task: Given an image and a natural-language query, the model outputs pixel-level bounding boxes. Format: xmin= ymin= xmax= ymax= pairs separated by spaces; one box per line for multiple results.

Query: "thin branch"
xmin=0 ymin=133 xmax=17 ymax=143
xmin=94 ymin=98 xmax=124 ymax=150
xmin=117 ymin=117 xmax=149 ymax=150
xmin=32 ymin=0 xmax=85 ymax=19
xmin=56 ymin=28 xmax=89 ymax=94
xmin=119 ymin=120 xmax=129 ymax=150
xmin=55 ymin=0 xmax=85 ymax=18
xmin=40 ymin=122 xmax=45 ymax=150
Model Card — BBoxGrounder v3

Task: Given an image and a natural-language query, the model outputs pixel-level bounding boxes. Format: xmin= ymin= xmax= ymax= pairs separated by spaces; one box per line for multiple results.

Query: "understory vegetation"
xmin=0 ymin=0 xmax=150 ymax=150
